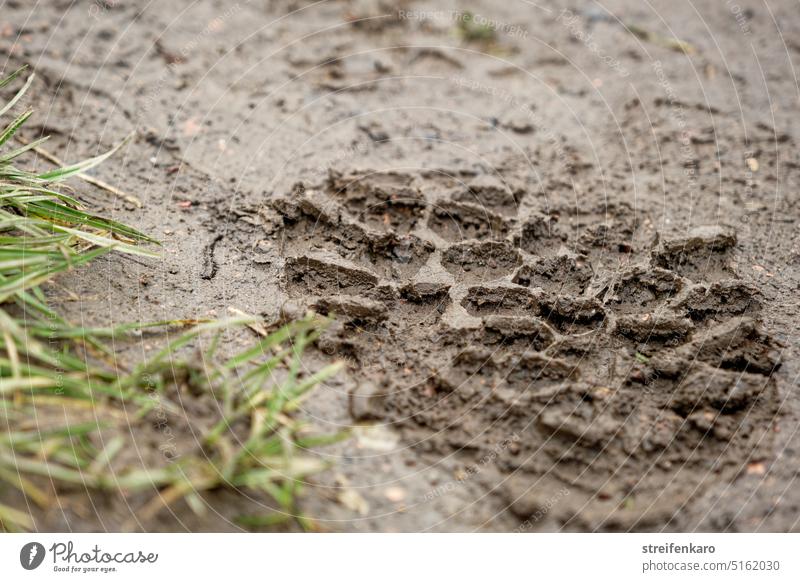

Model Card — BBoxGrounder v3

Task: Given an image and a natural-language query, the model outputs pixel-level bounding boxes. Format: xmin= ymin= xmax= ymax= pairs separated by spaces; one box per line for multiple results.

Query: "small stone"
xmin=279 ymin=300 xmax=303 ymax=322
xmin=501 ymin=108 xmax=535 ymax=134
xmin=384 ymin=487 xmax=406 ymax=502
xmin=348 ymin=381 xmax=386 ymax=421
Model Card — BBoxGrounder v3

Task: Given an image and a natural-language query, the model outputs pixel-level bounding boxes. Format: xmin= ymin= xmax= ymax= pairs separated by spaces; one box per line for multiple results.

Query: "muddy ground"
xmin=3 ymin=0 xmax=800 ymax=532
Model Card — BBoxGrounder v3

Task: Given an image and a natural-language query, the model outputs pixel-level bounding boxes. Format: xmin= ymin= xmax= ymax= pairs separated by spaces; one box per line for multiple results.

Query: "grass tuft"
xmin=0 ymin=67 xmax=344 ymax=531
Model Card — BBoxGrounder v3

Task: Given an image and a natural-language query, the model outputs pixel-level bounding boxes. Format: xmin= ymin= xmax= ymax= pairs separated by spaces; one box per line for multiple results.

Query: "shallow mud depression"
xmin=6 ymin=0 xmax=800 ymax=531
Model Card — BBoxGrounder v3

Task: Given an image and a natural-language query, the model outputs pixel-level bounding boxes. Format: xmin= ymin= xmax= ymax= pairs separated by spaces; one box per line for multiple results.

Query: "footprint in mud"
xmin=451 ymin=174 xmax=521 ymax=217
xmin=313 ymin=295 xmax=389 ymax=328
xmin=667 ymin=363 xmax=774 ymax=416
xmin=540 ymin=294 xmax=606 ymax=334
xmin=394 ymin=282 xmax=452 ymax=327
xmin=272 ymin=186 xmax=364 ymax=253
xmin=604 ymin=265 xmax=692 ymax=346
xmin=478 ymin=315 xmax=557 ymax=352
xmin=267 ymin=172 xmax=781 ymax=532
xmin=614 ymin=311 xmax=694 ymax=346
xmin=284 ymin=254 xmax=384 ymax=298
xmin=605 ymin=265 xmax=684 ymax=314
xmin=428 ymin=202 xmax=510 ymax=242
xmin=369 ymin=232 xmax=436 ymax=280
xmin=461 ymin=284 xmax=541 ymax=317
xmin=570 ymin=202 xmax=653 ymax=258
xmin=497 ymin=353 xmax=579 ymax=411
xmin=672 ymin=316 xmax=781 ymax=376
xmin=519 ymin=202 xmax=652 ymax=260
xmin=677 ymin=279 xmax=762 ymax=322
xmin=651 ymin=225 xmax=737 ymax=282
xmin=512 ymin=254 xmax=594 ymax=296
xmin=273 ymin=187 xmax=434 ymax=281
xmin=441 ymin=241 xmax=521 ymax=284
xmin=327 ymin=169 xmax=427 ymax=233
xmin=516 ymin=213 xmax=567 ymax=256
xmin=397 ymin=251 xmax=776 ymax=531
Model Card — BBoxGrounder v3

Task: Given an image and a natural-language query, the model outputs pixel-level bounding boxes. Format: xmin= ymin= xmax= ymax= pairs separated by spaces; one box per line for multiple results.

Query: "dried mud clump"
xmin=265 ymin=169 xmax=782 ymax=532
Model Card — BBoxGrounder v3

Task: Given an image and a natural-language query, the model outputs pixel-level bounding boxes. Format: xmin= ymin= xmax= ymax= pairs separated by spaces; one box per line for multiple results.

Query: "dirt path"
xmin=4 ymin=0 xmax=800 ymax=532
